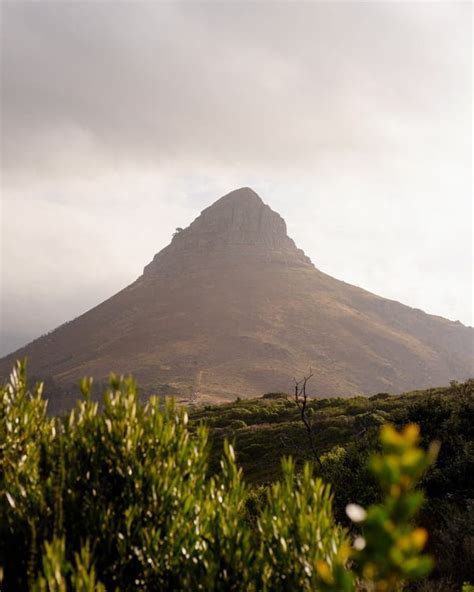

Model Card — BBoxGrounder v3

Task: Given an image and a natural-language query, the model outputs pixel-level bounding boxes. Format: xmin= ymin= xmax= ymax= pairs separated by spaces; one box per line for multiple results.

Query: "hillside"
xmin=1 ymin=187 xmax=472 ymax=412
xmin=190 ymin=379 xmax=473 ymax=485
xmin=5 ymin=367 xmax=470 ymax=590
xmin=191 ymin=380 xmax=474 ymax=587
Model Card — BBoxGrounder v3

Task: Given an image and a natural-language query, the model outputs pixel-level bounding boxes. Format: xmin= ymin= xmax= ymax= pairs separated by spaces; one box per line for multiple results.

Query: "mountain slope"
xmin=1 ymin=187 xmax=472 ymax=408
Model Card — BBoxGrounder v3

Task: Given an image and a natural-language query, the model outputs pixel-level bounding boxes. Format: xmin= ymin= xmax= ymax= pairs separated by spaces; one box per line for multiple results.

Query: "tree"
xmin=294 ymin=370 xmax=322 ymax=468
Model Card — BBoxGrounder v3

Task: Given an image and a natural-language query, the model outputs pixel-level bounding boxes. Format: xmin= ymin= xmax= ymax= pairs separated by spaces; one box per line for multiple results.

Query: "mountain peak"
xmin=208 ymin=186 xmax=262 ymax=206
xmin=1 ymin=185 xmax=472 ymax=411
xmin=143 ymin=188 xmax=313 ymax=276
xmin=198 ymin=187 xmax=265 ymax=221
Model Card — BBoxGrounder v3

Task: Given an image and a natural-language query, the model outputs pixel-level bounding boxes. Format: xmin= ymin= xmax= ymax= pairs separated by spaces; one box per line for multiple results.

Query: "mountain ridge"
xmin=1 ymin=187 xmax=472 ymax=411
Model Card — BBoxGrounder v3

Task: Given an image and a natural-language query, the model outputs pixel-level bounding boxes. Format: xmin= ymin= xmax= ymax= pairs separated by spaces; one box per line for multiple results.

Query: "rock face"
xmin=143 ymin=188 xmax=312 ymax=275
xmin=1 ymin=187 xmax=472 ymax=411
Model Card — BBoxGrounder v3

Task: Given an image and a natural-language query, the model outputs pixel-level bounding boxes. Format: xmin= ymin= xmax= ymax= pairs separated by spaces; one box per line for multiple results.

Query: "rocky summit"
xmin=1 ymin=187 xmax=472 ymax=411
xmin=143 ymin=188 xmax=312 ymax=275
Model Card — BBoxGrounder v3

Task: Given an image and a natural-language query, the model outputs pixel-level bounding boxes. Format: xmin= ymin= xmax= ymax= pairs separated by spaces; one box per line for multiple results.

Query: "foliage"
xmin=319 ymin=441 xmax=379 ymax=524
xmin=347 ymin=424 xmax=438 ymax=591
xmin=0 ymin=361 xmax=458 ymax=591
xmin=257 ymin=459 xmax=353 ymax=592
xmin=32 ymin=538 xmax=105 ymax=592
xmin=191 ymin=379 xmax=474 ymax=587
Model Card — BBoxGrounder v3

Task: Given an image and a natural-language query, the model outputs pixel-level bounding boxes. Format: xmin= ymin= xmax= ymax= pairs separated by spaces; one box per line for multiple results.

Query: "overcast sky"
xmin=0 ymin=1 xmax=472 ymax=357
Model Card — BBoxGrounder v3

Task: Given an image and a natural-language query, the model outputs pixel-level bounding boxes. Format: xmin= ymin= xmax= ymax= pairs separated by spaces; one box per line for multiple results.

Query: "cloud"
xmin=0 ymin=1 xmax=472 ymax=355
xmin=2 ymin=2 xmax=470 ymax=175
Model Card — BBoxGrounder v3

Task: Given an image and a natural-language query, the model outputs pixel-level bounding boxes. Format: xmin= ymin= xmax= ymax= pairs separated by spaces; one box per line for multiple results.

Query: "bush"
xmin=229 ymin=419 xmax=247 ymax=430
xmin=1 ymin=362 xmax=438 ymax=591
xmin=261 ymin=392 xmax=288 ymax=400
xmin=369 ymin=393 xmax=391 ymax=401
xmin=319 ymin=440 xmax=379 ymax=523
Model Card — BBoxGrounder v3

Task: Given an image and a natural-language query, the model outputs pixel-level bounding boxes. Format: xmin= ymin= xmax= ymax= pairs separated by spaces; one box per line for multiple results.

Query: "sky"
xmin=0 ymin=1 xmax=472 ymax=357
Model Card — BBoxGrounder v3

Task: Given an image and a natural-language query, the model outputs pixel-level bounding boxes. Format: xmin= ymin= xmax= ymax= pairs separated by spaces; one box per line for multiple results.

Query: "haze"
xmin=0 ymin=1 xmax=472 ymax=357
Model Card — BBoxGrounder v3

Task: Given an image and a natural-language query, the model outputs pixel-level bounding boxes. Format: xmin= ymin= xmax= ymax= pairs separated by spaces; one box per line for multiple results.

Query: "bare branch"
xmin=294 ymin=370 xmax=322 ymax=468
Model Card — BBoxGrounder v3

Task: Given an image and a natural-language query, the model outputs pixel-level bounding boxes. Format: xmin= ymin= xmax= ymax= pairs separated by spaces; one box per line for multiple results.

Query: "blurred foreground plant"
xmin=1 ymin=361 xmax=439 ymax=591
xmin=346 ymin=423 xmax=439 ymax=591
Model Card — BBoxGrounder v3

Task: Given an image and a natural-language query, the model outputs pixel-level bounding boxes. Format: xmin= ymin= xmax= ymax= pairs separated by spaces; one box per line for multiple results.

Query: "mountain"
xmin=1 ymin=187 xmax=472 ymax=410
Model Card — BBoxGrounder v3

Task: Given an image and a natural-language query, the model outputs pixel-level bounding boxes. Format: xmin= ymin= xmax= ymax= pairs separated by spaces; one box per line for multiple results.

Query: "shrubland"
xmin=192 ymin=379 xmax=474 ymax=589
xmin=1 ymin=361 xmax=472 ymax=591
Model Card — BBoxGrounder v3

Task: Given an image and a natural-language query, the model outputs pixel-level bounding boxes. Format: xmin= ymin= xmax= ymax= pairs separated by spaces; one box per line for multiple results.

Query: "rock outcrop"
xmin=144 ymin=188 xmax=313 ymax=276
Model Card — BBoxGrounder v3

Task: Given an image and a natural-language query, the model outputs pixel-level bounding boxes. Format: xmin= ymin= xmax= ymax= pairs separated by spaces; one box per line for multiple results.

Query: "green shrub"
xmin=369 ymin=393 xmax=391 ymax=401
xmin=261 ymin=392 xmax=287 ymax=400
xmin=229 ymin=419 xmax=247 ymax=430
xmin=348 ymin=423 xmax=439 ymax=590
xmin=1 ymin=362 xmax=437 ymax=591
xmin=319 ymin=441 xmax=379 ymax=523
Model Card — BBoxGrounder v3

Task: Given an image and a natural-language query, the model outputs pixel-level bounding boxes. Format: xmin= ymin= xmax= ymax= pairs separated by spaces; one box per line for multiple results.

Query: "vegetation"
xmin=191 ymin=379 xmax=474 ymax=589
xmin=0 ymin=362 xmax=455 ymax=591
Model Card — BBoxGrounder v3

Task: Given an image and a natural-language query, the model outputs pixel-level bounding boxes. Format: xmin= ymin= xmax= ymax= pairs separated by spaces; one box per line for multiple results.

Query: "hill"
xmin=1 ymin=187 xmax=472 ymax=412
xmin=191 ymin=380 xmax=474 ymax=587
xmin=190 ymin=379 xmax=473 ymax=485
